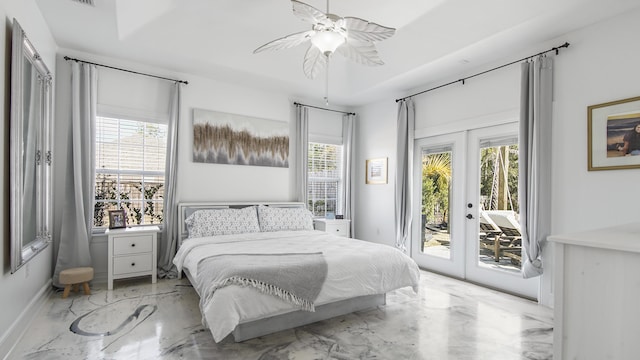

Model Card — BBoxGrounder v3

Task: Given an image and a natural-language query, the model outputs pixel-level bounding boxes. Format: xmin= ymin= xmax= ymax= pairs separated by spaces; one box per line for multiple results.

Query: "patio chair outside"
xmin=479 ymin=211 xmax=503 ymax=261
xmin=483 ymin=210 xmax=522 ymax=264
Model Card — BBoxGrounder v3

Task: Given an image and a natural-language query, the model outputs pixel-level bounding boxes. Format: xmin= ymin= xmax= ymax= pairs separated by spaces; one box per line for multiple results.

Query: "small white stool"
xmin=59 ymin=267 xmax=94 ymax=298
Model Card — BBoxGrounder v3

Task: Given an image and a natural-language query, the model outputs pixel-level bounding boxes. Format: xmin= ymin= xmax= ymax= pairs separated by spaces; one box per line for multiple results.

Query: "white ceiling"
xmin=36 ymin=0 xmax=640 ymax=107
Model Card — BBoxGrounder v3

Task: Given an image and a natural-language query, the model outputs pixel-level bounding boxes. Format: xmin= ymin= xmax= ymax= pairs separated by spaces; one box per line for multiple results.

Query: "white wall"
xmin=354 ymin=8 xmax=640 ymax=306
xmin=354 ymin=101 xmax=397 ymax=243
xmin=0 ymin=0 xmax=57 ymax=356
xmin=542 ymin=9 xmax=640 ymax=305
xmin=551 ymin=9 xmax=640 ymax=233
xmin=177 ymin=74 xmax=295 ymax=203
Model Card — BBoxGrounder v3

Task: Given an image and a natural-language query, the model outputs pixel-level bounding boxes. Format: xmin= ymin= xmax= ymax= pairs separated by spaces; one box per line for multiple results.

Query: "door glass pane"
xmin=420 ymin=150 xmax=452 ymax=259
xmin=477 ymin=143 xmax=522 ymax=273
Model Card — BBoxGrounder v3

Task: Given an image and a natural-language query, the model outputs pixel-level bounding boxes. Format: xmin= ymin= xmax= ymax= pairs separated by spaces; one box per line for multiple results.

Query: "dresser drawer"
xmin=113 ymin=235 xmax=153 ymax=255
xmin=113 ymin=254 xmax=153 ymax=275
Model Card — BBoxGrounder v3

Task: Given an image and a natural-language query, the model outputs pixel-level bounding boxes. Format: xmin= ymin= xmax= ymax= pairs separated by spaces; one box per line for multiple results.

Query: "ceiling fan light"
xmin=311 ymin=30 xmax=345 ymax=55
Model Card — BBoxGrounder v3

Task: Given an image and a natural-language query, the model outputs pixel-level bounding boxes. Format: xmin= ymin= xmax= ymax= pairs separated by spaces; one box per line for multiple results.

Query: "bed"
xmin=173 ymin=202 xmax=420 ymax=342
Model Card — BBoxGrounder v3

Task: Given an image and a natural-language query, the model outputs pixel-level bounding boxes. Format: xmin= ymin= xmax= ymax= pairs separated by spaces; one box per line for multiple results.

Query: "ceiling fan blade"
xmin=303 ymin=45 xmax=327 ymax=79
xmin=292 ymin=0 xmax=328 ymax=24
xmin=336 ymin=41 xmax=384 ymax=66
xmin=343 ymin=17 xmax=396 ymax=42
xmin=254 ymin=30 xmax=315 ymax=53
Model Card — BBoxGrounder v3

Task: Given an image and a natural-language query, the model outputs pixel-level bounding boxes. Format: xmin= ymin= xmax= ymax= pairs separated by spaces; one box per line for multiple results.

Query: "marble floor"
xmin=8 ymin=270 xmax=553 ymax=360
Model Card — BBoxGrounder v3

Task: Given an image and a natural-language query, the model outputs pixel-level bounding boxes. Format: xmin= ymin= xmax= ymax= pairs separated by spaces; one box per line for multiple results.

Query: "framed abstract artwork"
xmin=192 ymin=108 xmax=289 ymax=168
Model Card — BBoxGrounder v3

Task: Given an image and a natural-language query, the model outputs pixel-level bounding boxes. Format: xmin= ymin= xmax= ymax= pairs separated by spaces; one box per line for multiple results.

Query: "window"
xmin=307 ymin=142 xmax=343 ymax=217
xmin=94 ymin=116 xmax=167 ymax=227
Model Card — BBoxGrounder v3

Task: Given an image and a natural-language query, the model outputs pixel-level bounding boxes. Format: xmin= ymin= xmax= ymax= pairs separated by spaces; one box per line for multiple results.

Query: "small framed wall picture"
xmin=366 ymin=157 xmax=388 ymax=184
xmin=108 ymin=209 xmax=127 ymax=229
xmin=588 ymin=95 xmax=640 ymax=171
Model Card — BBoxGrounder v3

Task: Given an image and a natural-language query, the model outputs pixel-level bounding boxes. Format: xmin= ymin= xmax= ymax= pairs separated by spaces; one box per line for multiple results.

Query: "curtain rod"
xmin=395 ymin=42 xmax=570 ymax=103
xmin=63 ymin=56 xmax=189 ymax=85
xmin=294 ymin=102 xmax=356 ymax=116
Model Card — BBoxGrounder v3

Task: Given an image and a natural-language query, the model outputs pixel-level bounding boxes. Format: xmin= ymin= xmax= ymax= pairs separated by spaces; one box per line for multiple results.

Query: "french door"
xmin=411 ymin=123 xmax=538 ymax=299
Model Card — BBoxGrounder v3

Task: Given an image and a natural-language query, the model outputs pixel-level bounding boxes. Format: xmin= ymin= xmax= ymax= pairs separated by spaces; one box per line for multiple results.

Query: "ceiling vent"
xmin=71 ymin=0 xmax=95 ymax=6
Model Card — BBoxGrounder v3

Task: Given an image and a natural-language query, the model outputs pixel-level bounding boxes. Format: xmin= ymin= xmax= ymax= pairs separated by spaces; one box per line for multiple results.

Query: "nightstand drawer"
xmin=113 ymin=235 xmax=153 ymax=255
xmin=325 ymin=223 xmax=349 ymax=236
xmin=113 ymin=254 xmax=153 ymax=275
xmin=314 ymin=219 xmax=351 ymax=238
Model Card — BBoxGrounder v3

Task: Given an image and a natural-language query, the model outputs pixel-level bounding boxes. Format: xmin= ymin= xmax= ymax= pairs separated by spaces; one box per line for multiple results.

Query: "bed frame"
xmin=176 ymin=201 xmax=386 ymax=342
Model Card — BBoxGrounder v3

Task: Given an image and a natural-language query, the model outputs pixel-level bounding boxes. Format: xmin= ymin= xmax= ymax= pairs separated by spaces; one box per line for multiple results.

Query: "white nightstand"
xmin=314 ymin=219 xmax=351 ymax=238
xmin=106 ymin=226 xmax=159 ymax=290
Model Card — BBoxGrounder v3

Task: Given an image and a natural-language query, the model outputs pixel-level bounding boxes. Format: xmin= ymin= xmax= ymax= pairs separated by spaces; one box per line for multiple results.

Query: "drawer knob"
xmin=131 ymin=243 xmax=136 ymax=247
xmin=131 ymin=262 xmax=136 ymax=267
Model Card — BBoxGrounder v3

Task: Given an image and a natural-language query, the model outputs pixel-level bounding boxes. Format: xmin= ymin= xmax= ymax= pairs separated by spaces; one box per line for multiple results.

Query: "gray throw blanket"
xmin=196 ymin=253 xmax=328 ymax=312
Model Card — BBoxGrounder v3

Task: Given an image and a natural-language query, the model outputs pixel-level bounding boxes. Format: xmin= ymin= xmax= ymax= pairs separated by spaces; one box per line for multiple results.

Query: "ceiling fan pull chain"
xmin=324 ymin=57 xmax=330 ymax=105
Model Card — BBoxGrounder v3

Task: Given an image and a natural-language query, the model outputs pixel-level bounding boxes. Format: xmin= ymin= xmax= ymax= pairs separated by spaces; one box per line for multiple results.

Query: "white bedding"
xmin=173 ymin=230 xmax=420 ymax=342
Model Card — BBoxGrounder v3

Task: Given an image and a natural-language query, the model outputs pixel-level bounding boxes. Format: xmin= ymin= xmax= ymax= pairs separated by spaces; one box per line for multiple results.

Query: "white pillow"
xmin=257 ymin=205 xmax=314 ymax=232
xmin=185 ymin=206 xmax=260 ymax=238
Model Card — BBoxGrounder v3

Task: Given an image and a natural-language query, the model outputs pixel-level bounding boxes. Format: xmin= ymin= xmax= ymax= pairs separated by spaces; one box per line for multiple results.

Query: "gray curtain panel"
xmin=519 ymin=56 xmax=553 ymax=278
xmin=395 ymin=99 xmax=415 ymax=252
xmin=295 ymin=105 xmax=309 ymax=205
xmin=341 ymin=113 xmax=356 ymax=237
xmin=159 ymin=83 xmax=182 ymax=275
xmin=53 ymin=62 xmax=97 ymax=286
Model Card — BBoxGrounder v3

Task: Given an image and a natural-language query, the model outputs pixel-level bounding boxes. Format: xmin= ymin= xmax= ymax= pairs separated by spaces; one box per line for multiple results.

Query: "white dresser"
xmin=106 ymin=226 xmax=160 ymax=290
xmin=548 ymin=222 xmax=640 ymax=360
xmin=314 ymin=219 xmax=350 ymax=238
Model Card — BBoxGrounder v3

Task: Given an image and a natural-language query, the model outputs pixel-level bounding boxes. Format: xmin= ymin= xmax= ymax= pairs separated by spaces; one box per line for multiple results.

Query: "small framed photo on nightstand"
xmin=108 ymin=209 xmax=127 ymax=229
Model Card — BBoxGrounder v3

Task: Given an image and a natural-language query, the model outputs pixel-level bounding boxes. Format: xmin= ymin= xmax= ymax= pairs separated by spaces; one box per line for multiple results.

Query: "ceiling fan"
xmin=254 ymin=0 xmax=396 ymax=80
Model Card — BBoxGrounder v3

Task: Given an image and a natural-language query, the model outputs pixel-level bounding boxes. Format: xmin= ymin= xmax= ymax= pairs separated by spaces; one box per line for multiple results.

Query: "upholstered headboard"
xmin=177 ymin=201 xmax=305 ymax=246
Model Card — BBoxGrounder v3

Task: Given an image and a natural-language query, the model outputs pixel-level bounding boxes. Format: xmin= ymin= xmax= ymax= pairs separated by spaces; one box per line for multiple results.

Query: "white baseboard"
xmin=0 ymin=279 xmax=53 ymax=360
xmin=92 ymin=271 xmax=107 ymax=284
